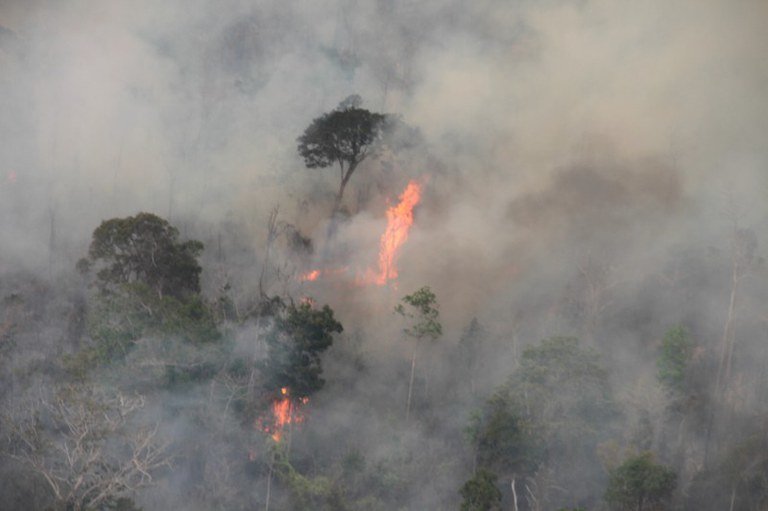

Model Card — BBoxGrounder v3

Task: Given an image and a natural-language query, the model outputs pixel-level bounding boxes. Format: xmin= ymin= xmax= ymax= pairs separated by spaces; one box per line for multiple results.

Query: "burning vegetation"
xmin=2 ymin=2 xmax=767 ymax=511
xmin=257 ymin=387 xmax=309 ymax=443
xmin=299 ymin=179 xmax=423 ymax=287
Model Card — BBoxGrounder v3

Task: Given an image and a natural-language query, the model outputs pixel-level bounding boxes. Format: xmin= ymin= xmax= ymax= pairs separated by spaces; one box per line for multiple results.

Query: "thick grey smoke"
xmin=1 ymin=0 xmax=767 ymax=509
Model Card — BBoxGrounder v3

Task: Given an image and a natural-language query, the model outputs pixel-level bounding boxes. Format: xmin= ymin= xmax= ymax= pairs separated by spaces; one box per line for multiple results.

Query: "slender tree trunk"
xmin=333 ymin=161 xmax=358 ymax=214
xmin=716 ymin=265 xmax=739 ymax=398
xmin=264 ymin=450 xmax=274 ymax=511
xmin=259 ymin=207 xmax=279 ymax=298
xmin=405 ymin=341 xmax=418 ymax=421
xmin=511 ymin=477 xmax=519 ymax=511
xmin=286 ymin=409 xmax=294 ymax=461
xmin=729 ymin=485 xmax=736 ymax=511
xmin=48 ymin=207 xmax=55 ymax=279
xmin=706 ymin=248 xmax=742 ymax=466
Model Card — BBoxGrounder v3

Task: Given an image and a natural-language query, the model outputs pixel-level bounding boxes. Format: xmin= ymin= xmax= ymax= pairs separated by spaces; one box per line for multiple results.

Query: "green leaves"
xmin=297 ymin=103 xmax=386 ymax=170
xmin=460 ymin=469 xmax=502 ymax=511
xmin=260 ymin=301 xmax=343 ymax=397
xmin=604 ymin=452 xmax=676 ymax=511
xmin=86 ymin=212 xmax=204 ymax=300
xmin=656 ymin=325 xmax=693 ymax=395
xmin=395 ymin=286 xmax=442 ymax=341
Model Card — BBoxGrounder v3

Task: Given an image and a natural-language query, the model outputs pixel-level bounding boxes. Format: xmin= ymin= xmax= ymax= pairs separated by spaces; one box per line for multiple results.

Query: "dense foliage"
xmin=604 ymin=453 xmax=676 ymax=511
xmin=297 ymin=95 xmax=387 ymax=208
xmin=83 ymin=212 xmax=204 ymax=299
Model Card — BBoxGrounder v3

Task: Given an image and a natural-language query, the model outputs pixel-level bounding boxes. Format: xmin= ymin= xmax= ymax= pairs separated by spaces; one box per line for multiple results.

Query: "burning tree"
xmin=296 ymin=95 xmax=386 ymax=213
xmin=260 ymin=301 xmax=343 ymax=398
xmin=257 ymin=300 xmax=342 ymax=444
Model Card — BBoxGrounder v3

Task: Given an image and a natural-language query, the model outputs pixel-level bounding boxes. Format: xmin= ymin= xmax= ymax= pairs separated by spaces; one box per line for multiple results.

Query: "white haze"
xmin=1 ymin=0 xmax=768 ymax=508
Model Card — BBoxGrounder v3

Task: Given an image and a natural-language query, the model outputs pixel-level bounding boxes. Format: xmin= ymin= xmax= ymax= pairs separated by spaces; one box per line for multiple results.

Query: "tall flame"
xmin=370 ymin=180 xmax=422 ymax=285
xmin=297 ymin=179 xmax=423 ymax=287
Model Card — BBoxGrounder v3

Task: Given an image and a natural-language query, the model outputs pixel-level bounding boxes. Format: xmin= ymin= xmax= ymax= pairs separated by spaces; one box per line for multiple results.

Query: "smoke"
xmin=1 ymin=0 xmax=767 ymax=509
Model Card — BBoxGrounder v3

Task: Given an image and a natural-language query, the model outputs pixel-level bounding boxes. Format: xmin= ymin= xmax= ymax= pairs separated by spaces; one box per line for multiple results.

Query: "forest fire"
xmin=257 ymin=387 xmax=308 ymax=443
xmin=369 ymin=179 xmax=422 ymax=285
xmin=300 ymin=180 xmax=423 ymax=286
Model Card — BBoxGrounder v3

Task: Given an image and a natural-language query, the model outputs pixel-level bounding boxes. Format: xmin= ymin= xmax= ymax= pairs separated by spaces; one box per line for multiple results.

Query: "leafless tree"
xmin=4 ymin=386 xmax=171 ymax=511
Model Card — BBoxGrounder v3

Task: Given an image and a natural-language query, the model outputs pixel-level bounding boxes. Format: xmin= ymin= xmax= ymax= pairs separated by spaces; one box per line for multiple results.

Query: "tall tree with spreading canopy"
xmin=297 ymin=95 xmax=386 ymax=212
xmin=82 ymin=212 xmax=204 ymax=300
xmin=74 ymin=213 xmax=217 ymax=367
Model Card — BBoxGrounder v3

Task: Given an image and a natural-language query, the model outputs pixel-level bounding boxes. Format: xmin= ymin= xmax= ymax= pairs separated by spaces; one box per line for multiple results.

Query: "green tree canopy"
xmin=297 ymin=95 xmax=386 ymax=210
xmin=460 ymin=469 xmax=502 ymax=511
xmin=470 ymin=387 xmax=541 ymax=475
xmin=260 ymin=301 xmax=343 ymax=398
xmin=656 ymin=325 xmax=693 ymax=395
xmin=83 ymin=212 xmax=203 ymax=300
xmin=468 ymin=337 xmax=615 ymax=509
xmin=394 ymin=286 xmax=442 ymax=342
xmin=604 ymin=452 xmax=676 ymax=511
xmin=512 ymin=337 xmax=615 ymax=444
xmin=395 ymin=286 xmax=442 ymax=420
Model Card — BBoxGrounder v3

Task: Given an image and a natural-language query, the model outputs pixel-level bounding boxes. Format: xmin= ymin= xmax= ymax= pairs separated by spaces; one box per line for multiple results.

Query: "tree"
xmin=395 ymin=286 xmax=442 ymax=421
xmin=460 ymin=469 xmax=502 ymax=511
xmin=656 ymin=325 xmax=693 ymax=396
xmin=470 ymin=337 xmax=614 ymax=509
xmin=458 ymin=317 xmax=487 ymax=397
xmin=4 ymin=386 xmax=170 ymax=511
xmin=82 ymin=212 xmax=203 ymax=300
xmin=510 ymin=337 xmax=614 ymax=458
xmin=297 ymin=95 xmax=386 ymax=212
xmin=471 ymin=389 xmax=540 ymax=476
xmin=260 ymin=301 xmax=343 ymax=398
xmin=604 ymin=452 xmax=676 ymax=511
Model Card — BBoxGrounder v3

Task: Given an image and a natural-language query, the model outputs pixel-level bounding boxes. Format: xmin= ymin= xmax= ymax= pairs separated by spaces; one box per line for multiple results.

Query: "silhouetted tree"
xmin=297 ymin=95 xmax=386 ymax=212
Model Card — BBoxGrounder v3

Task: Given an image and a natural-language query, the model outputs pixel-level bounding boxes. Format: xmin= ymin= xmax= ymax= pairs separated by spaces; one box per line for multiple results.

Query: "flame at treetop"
xmin=257 ymin=387 xmax=308 ymax=443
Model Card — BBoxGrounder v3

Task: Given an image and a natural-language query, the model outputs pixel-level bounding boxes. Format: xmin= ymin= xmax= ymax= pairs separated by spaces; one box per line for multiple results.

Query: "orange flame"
xmin=299 ymin=270 xmax=321 ymax=282
xmin=296 ymin=180 xmax=423 ymax=287
xmin=257 ymin=387 xmax=308 ymax=443
xmin=363 ymin=180 xmax=422 ymax=285
xmin=298 ymin=267 xmax=348 ymax=282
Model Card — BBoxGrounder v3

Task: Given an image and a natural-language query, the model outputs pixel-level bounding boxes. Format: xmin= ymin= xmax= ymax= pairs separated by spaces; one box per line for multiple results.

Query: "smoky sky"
xmin=2 ymin=3 xmax=768 ymax=509
xmin=1 ymin=0 xmax=767 ymax=325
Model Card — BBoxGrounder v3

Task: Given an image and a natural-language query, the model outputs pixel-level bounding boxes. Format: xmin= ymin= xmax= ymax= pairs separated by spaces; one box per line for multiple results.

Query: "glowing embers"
xmin=298 ymin=267 xmax=348 ymax=282
xmin=257 ymin=387 xmax=308 ymax=443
